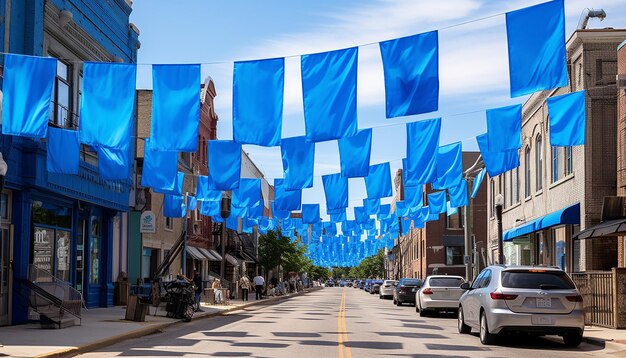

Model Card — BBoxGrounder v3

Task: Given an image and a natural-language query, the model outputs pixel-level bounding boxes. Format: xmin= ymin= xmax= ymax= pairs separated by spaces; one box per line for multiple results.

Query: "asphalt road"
xmin=80 ymin=287 xmax=613 ymax=357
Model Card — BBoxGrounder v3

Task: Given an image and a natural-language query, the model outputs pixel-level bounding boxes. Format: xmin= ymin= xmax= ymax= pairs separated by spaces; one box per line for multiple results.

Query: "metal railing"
xmin=28 ymin=264 xmax=83 ymax=324
xmin=571 ymin=271 xmax=614 ymax=328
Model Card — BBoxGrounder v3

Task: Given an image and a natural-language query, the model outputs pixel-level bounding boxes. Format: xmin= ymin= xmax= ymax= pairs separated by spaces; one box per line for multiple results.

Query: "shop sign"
xmin=140 ymin=211 xmax=156 ymax=233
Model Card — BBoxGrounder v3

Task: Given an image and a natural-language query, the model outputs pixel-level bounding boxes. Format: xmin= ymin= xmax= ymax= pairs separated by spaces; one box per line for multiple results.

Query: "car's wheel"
xmin=479 ymin=311 xmax=496 ymax=345
xmin=458 ymin=306 xmax=471 ymax=334
xmin=393 ymin=297 xmax=397 ymax=305
xmin=419 ymin=306 xmax=427 ymax=317
xmin=395 ymin=298 xmax=401 ymax=306
xmin=563 ymin=332 xmax=583 ymax=347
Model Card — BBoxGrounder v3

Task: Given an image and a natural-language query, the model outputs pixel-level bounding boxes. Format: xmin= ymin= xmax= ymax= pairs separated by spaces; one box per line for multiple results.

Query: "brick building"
xmin=617 ymin=40 xmax=626 ymax=265
xmin=488 ymin=29 xmax=626 ymax=272
xmin=391 ymin=152 xmax=487 ymax=280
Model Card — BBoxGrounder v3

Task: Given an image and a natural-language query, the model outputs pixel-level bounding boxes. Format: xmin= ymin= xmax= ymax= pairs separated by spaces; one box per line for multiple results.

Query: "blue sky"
xmin=130 ymin=0 xmax=626 ymax=220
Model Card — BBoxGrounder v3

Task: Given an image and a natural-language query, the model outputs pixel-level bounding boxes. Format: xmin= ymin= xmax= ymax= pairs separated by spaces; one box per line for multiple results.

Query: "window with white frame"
xmin=565 ymin=146 xmax=573 ymax=176
xmin=525 ymin=146 xmax=531 ymax=197
xmin=552 ymin=146 xmax=561 ymax=183
xmin=50 ymin=57 xmax=73 ymax=128
xmin=535 ymin=135 xmax=543 ymax=191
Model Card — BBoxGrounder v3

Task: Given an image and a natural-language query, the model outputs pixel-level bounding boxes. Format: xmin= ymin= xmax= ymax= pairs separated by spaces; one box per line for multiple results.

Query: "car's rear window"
xmin=402 ymin=279 xmax=421 ymax=286
xmin=429 ymin=278 xmax=464 ymax=287
xmin=501 ymin=270 xmax=576 ymax=289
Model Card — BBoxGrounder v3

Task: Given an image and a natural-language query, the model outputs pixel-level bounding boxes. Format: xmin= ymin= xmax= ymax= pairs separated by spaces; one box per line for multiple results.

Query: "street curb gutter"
xmin=37 ymin=286 xmax=323 ymax=358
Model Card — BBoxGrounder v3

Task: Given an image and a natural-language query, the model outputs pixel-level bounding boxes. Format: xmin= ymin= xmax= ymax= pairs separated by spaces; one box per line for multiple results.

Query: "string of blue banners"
xmin=0 ymin=0 xmax=588 ymax=267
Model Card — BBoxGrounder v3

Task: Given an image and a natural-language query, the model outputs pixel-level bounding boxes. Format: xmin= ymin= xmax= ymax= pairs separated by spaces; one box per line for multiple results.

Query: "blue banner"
xmin=486 ymin=104 xmax=522 ymax=152
xmin=338 ymin=128 xmax=372 ymax=178
xmin=151 ymin=64 xmax=200 ymax=151
xmin=302 ymin=204 xmax=321 ymax=224
xmin=196 ymin=175 xmax=222 ymax=202
xmin=208 ymin=140 xmax=241 ymax=190
xmin=47 ymin=128 xmax=79 ymax=174
xmin=79 ymin=62 xmax=136 ymax=150
xmin=406 ymin=118 xmax=441 ymax=185
xmin=363 ymin=198 xmax=380 ymax=215
xmin=140 ymin=138 xmax=178 ymax=192
xmin=471 ymin=168 xmax=486 ymax=199
xmin=274 ymin=178 xmax=302 ymax=211
xmin=449 ymin=179 xmax=469 ymax=208
xmin=547 ymin=90 xmax=586 ymax=146
xmin=2 ymin=55 xmax=56 ymax=138
xmin=233 ymin=58 xmax=284 ymax=146
xmin=506 ymin=0 xmax=567 ymax=97
xmin=476 ymin=133 xmax=520 ymax=177
xmin=164 ymin=195 xmax=186 ymax=218
xmin=281 ymin=136 xmax=315 ymax=191
xmin=301 ymin=47 xmax=358 ymax=142
xmin=233 ymin=178 xmax=261 ymax=209
xmin=322 ymin=173 xmax=349 ymax=210
xmin=364 ymin=163 xmax=393 ymax=199
xmin=379 ymin=30 xmax=439 ymax=118
xmin=97 ymin=146 xmax=131 ymax=180
xmin=433 ymin=142 xmax=463 ymax=190
xmin=427 ymin=191 xmax=447 ymax=215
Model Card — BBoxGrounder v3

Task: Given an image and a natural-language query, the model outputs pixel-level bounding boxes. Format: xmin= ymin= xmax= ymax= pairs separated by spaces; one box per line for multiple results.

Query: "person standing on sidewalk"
xmin=192 ymin=270 xmax=203 ymax=311
xmin=253 ymin=274 xmax=265 ymax=300
xmin=239 ymin=275 xmax=251 ymax=301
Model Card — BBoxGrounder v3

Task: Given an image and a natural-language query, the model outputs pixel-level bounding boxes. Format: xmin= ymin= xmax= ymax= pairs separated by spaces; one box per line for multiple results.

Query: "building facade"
xmin=391 ymin=152 xmax=487 ymax=281
xmin=617 ymin=40 xmax=626 ymax=266
xmin=0 ymin=0 xmax=139 ymax=325
xmin=488 ymin=29 xmax=626 ymax=272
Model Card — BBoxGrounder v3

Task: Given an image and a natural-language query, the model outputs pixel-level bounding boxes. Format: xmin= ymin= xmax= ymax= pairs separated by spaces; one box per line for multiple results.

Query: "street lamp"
xmin=219 ymin=196 xmax=231 ymax=280
xmin=495 ymin=193 xmax=504 ymax=265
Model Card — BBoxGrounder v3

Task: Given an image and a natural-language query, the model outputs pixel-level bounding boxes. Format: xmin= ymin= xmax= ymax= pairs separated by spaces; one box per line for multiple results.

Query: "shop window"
xmin=536 ymin=136 xmax=543 ymax=191
xmin=446 ymin=211 xmax=463 ymax=229
xmin=524 ymin=146 xmax=531 ymax=197
xmin=165 ymin=217 xmax=173 ymax=231
xmin=446 ymin=246 xmax=463 ymax=265
xmin=565 ymin=146 xmax=573 ymax=176
xmin=50 ymin=58 xmax=74 ymax=128
xmin=90 ymin=216 xmax=101 ymax=285
xmin=0 ymin=193 xmax=8 ymax=220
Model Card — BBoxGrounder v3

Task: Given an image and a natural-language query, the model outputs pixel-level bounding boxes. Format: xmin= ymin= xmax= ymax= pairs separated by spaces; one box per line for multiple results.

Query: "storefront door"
xmin=1 ymin=191 xmax=12 ymax=326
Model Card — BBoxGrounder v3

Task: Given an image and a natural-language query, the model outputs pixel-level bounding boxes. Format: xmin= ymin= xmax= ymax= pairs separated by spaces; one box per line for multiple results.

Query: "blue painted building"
xmin=0 ymin=0 xmax=139 ymax=325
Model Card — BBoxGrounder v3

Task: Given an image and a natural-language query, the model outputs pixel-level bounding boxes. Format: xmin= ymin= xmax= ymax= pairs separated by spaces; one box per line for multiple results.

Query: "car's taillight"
xmin=490 ymin=292 xmax=518 ymax=300
xmin=399 ymin=285 xmax=406 ymax=292
xmin=422 ymin=288 xmax=433 ymax=295
xmin=566 ymin=295 xmax=583 ymax=302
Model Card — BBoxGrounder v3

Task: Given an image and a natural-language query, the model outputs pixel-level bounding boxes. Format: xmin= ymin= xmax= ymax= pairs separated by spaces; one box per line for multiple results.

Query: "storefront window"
xmin=31 ymin=201 xmax=71 ymax=280
xmin=445 ymin=247 xmax=463 ymax=265
xmin=55 ymin=230 xmax=71 ymax=282
xmin=90 ymin=216 xmax=101 ymax=284
xmin=33 ymin=227 xmax=54 ymax=272
xmin=554 ymin=227 xmax=567 ymax=271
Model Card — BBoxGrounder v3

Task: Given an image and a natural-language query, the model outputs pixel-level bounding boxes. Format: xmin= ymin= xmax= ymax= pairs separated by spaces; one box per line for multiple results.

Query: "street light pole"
xmin=495 ymin=193 xmax=504 ymax=265
xmin=219 ymin=196 xmax=231 ymax=279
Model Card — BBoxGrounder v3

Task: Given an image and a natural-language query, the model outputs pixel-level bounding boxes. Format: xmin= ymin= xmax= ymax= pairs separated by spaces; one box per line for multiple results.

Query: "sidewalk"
xmin=0 ymin=287 xmax=321 ymax=358
xmin=583 ymin=325 xmax=626 ymax=353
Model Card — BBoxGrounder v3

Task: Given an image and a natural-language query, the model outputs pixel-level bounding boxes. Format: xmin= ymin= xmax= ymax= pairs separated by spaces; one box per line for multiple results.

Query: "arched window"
xmin=524 ymin=146 xmax=531 ymax=198
xmin=535 ymin=135 xmax=543 ymax=191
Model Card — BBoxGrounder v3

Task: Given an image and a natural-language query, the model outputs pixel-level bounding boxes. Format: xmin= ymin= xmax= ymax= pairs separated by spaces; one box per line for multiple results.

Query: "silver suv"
xmin=457 ymin=265 xmax=584 ymax=347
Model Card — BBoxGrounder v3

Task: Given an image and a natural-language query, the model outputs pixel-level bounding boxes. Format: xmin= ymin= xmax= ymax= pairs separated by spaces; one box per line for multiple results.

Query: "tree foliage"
xmin=345 ymin=249 xmax=385 ymax=279
xmin=258 ymin=230 xmax=328 ymax=279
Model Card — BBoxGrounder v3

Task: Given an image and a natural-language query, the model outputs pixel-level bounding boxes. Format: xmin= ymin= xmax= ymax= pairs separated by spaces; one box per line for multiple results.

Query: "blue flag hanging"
xmin=547 ymin=90 xmax=586 ymax=146
xmin=330 ymin=209 xmax=347 ymax=223
xmin=233 ymin=58 xmax=284 ymax=146
xmin=233 ymin=178 xmax=261 ymax=209
xmin=364 ymin=163 xmax=393 ymax=199
xmin=164 ymin=195 xmax=186 ymax=218
xmin=140 ymin=138 xmax=178 ymax=192
xmin=322 ymin=173 xmax=349 ymax=210
xmin=154 ymin=171 xmax=184 ymax=196
xmin=97 ymin=146 xmax=131 ymax=180
xmin=428 ymin=191 xmax=447 ymax=215
xmin=406 ymin=118 xmax=441 ymax=185
xmin=301 ymin=47 xmax=358 ymax=142
xmin=379 ymin=30 xmax=439 ymax=118
xmin=433 ymin=142 xmax=463 ymax=190
xmin=47 ymin=128 xmax=79 ymax=174
xmin=187 ymin=196 xmax=198 ymax=211
xmin=151 ymin=64 xmax=200 ymax=151
xmin=2 ymin=54 xmax=56 ymax=138
xmin=506 ymin=0 xmax=567 ymax=98
xmin=363 ymin=198 xmax=380 ymax=215
xmin=405 ymin=185 xmax=424 ymax=210
xmin=472 ymin=168 xmax=486 ymax=199
xmin=395 ymin=201 xmax=409 ymax=218
xmin=354 ymin=206 xmax=370 ymax=225
xmin=449 ymin=180 xmax=469 ymax=208
xmin=79 ymin=62 xmax=136 ymax=149
xmin=338 ymin=129 xmax=372 ymax=178
xmin=196 ymin=176 xmax=222 ymax=202
xmin=274 ymin=179 xmax=302 ymax=211
xmin=447 ymin=202 xmax=458 ymax=217
xmin=200 ymin=200 xmax=221 ymax=217
xmin=281 ymin=136 xmax=315 ymax=191
xmin=272 ymin=202 xmax=291 ymax=220
xmin=302 ymin=204 xmax=321 ymax=224
xmin=208 ymin=140 xmax=241 ymax=190
xmin=476 ymin=133 xmax=520 ymax=177
xmin=378 ymin=204 xmax=391 ymax=220
xmin=486 ymin=104 xmax=522 ymax=152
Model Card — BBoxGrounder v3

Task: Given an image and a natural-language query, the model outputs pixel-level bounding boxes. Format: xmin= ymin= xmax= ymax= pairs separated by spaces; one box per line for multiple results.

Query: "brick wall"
xmin=617 ymin=42 xmax=626 ymax=266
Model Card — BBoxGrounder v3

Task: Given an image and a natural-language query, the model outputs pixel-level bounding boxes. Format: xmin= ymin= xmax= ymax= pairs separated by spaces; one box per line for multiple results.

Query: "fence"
xmin=571 ymin=271 xmax=614 ymax=328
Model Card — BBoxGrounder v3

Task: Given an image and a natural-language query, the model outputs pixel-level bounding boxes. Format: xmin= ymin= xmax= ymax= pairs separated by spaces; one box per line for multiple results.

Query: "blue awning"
xmin=503 ymin=203 xmax=580 ymax=241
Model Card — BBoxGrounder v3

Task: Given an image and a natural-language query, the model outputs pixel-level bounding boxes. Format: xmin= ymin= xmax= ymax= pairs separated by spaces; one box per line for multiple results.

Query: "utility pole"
xmin=462 ymin=156 xmax=484 ymax=282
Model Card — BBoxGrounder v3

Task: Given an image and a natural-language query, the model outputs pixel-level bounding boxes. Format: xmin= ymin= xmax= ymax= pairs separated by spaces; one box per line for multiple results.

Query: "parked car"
xmin=359 ymin=280 xmax=366 ymax=289
xmin=364 ymin=279 xmax=373 ymax=292
xmin=353 ymin=280 xmax=360 ymax=288
xmin=339 ymin=280 xmax=346 ymax=287
xmin=325 ymin=279 xmax=335 ymax=287
xmin=379 ymin=280 xmax=398 ymax=299
xmin=370 ymin=280 xmax=384 ymax=294
xmin=393 ymin=278 xmax=422 ymax=306
xmin=457 ymin=265 xmax=584 ymax=347
xmin=416 ymin=275 xmax=465 ymax=316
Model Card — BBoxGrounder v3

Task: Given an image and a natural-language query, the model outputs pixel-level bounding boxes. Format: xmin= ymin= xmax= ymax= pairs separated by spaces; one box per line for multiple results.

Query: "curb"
xmin=36 ymin=287 xmax=322 ymax=358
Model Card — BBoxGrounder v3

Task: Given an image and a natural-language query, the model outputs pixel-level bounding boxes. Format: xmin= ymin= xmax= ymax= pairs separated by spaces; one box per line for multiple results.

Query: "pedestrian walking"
xmin=212 ymin=278 xmax=223 ymax=304
xmin=253 ymin=274 xmax=265 ymax=300
xmin=239 ymin=275 xmax=251 ymax=301
xmin=192 ymin=270 xmax=203 ymax=311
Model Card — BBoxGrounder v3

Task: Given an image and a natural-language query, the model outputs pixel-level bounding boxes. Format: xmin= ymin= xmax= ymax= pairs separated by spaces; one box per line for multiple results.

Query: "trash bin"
xmin=125 ymin=295 xmax=148 ymax=322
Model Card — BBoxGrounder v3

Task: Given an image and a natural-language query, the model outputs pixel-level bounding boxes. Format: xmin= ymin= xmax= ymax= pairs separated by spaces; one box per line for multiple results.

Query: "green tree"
xmin=258 ymin=230 xmax=315 ymax=276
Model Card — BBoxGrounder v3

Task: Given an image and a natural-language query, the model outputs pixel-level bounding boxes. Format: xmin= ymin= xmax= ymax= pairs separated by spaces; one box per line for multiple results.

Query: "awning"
xmin=186 ymin=246 xmax=206 ymax=260
xmin=209 ymin=249 xmax=223 ymax=261
xmin=573 ymin=218 xmax=626 ymax=240
xmin=197 ymin=247 xmax=218 ymax=261
xmin=503 ymin=203 xmax=580 ymax=242
xmin=240 ymin=251 xmax=257 ymax=263
xmin=225 ymin=254 xmax=241 ymax=266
